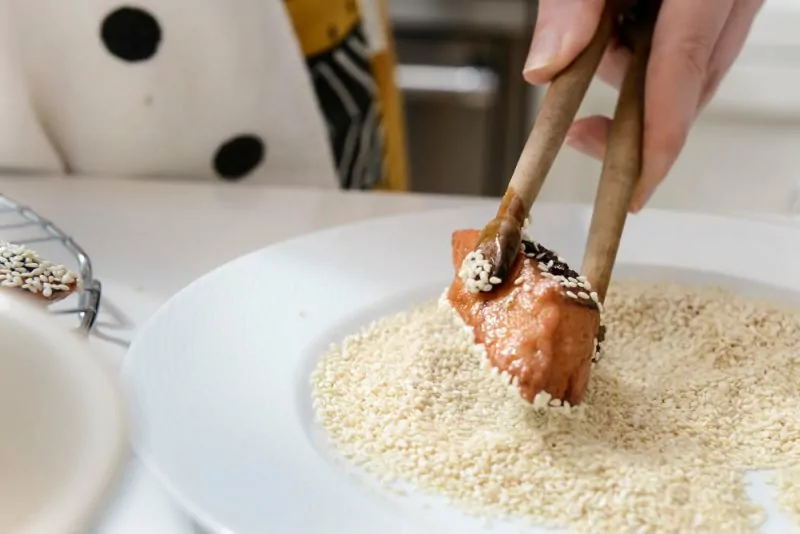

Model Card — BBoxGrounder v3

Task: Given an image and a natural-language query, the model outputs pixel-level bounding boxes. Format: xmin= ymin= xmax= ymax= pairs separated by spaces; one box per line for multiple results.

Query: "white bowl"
xmin=0 ymin=291 xmax=129 ymax=534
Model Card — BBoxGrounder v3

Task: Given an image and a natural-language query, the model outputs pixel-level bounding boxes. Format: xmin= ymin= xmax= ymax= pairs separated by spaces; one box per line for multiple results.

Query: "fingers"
xmin=565 ymin=115 xmax=611 ymax=160
xmin=630 ymin=0 xmax=735 ymax=212
xmin=699 ymin=0 xmax=764 ymax=110
xmin=523 ymin=0 xmax=605 ymax=85
xmin=533 ymin=0 xmax=762 ymax=213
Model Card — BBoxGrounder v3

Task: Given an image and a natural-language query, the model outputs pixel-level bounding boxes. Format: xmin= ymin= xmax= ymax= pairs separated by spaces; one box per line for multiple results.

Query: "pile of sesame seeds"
xmin=0 ymin=241 xmax=79 ymax=299
xmin=312 ymin=281 xmax=800 ymax=533
xmin=776 ymin=469 xmax=800 ymax=522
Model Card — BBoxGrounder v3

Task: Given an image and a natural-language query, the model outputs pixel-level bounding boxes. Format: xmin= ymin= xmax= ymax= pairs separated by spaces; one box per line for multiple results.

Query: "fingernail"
xmin=629 ymin=180 xmax=654 ymax=214
xmin=630 ymin=154 xmax=671 ymax=213
xmin=524 ymin=28 xmax=562 ymax=75
xmin=629 ymin=196 xmax=645 ymax=214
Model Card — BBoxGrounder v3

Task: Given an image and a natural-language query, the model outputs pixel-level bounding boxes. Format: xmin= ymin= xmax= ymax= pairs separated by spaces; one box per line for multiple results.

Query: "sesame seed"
xmin=578 ymin=292 xmax=590 ymax=299
xmin=566 ymin=291 xmax=577 ymax=299
xmin=776 ymin=469 xmax=800 ymax=521
xmin=489 ymin=276 xmax=502 ymax=285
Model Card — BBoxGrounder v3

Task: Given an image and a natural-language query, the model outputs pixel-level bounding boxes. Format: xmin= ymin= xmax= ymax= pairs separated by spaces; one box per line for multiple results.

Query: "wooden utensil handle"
xmin=581 ymin=10 xmax=656 ymax=303
xmin=503 ymin=2 xmax=615 ymax=214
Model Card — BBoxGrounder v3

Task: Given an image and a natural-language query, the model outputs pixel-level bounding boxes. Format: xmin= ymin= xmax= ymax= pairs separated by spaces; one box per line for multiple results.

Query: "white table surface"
xmin=1 ymin=175 xmax=797 ymax=534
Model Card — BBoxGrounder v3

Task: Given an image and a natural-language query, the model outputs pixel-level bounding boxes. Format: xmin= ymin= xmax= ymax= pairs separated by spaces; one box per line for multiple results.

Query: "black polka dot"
xmin=213 ymin=135 xmax=265 ymax=180
xmin=101 ymin=6 xmax=162 ymax=62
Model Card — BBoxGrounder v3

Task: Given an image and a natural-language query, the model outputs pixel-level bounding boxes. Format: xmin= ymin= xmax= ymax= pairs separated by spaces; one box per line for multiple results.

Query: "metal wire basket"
xmin=0 ymin=194 xmax=101 ymax=334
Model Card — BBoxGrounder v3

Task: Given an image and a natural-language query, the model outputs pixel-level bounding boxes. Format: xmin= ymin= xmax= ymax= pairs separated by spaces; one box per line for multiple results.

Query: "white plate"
xmin=123 ymin=205 xmax=800 ymax=534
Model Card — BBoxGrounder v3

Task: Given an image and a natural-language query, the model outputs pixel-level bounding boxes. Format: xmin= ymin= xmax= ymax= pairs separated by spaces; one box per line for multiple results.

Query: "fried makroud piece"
xmin=449 ymin=229 xmax=604 ymax=405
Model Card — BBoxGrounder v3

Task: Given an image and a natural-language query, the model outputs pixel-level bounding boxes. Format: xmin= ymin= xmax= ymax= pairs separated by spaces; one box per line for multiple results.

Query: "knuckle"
xmin=674 ymin=35 xmax=713 ymax=79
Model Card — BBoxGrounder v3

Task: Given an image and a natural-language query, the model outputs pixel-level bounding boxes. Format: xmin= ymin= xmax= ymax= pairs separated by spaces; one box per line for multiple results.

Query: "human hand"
xmin=523 ymin=0 xmax=764 ymax=212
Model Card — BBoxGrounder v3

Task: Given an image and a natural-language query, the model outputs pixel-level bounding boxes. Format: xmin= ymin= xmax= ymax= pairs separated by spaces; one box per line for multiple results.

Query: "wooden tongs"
xmin=472 ymin=0 xmax=661 ymax=303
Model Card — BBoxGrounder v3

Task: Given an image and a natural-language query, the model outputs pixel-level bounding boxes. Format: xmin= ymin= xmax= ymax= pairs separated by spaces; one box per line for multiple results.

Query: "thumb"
xmin=524 ymin=0 xmax=605 ymax=85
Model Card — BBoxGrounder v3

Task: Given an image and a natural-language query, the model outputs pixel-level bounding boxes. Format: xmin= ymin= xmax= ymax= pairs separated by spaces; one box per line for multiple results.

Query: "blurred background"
xmin=392 ymin=0 xmax=800 ymax=215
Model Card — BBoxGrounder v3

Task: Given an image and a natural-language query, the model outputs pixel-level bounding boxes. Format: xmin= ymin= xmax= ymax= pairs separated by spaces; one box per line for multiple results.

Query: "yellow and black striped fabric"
xmin=284 ymin=0 xmax=408 ymax=191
